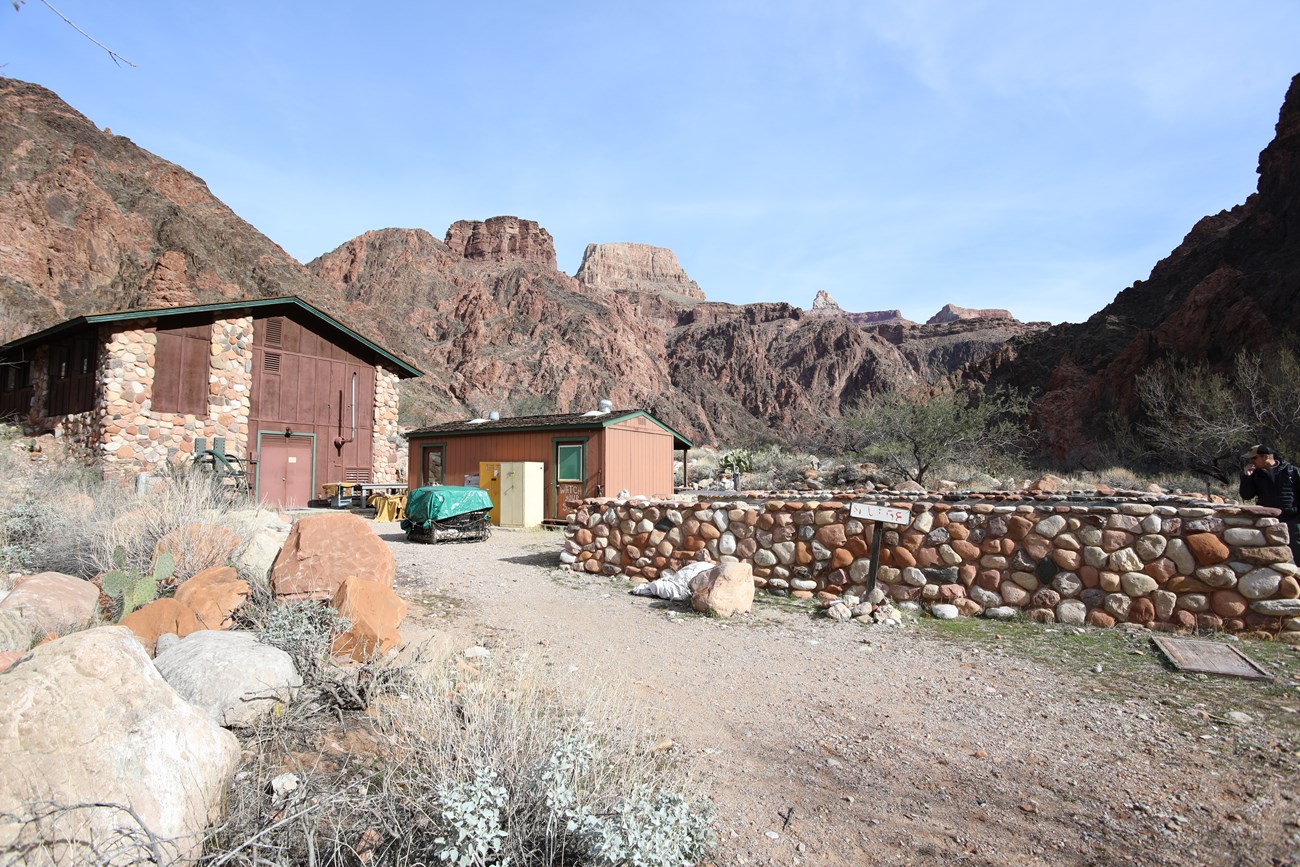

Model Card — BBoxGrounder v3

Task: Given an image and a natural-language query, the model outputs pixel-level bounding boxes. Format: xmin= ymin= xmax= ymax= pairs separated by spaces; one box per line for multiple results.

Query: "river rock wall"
xmin=563 ymin=494 xmax=1300 ymax=639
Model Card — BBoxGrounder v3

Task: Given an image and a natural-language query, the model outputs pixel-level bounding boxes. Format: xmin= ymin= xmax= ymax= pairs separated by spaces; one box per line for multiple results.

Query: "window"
xmin=422 ymin=445 xmax=445 ymax=485
xmin=153 ymin=323 xmax=210 ymax=416
xmin=556 ymin=443 xmax=584 ymax=482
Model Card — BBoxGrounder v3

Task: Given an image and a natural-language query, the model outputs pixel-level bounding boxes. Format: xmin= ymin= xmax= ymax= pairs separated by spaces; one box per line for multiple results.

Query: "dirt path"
xmin=376 ymin=523 xmax=1300 ymax=867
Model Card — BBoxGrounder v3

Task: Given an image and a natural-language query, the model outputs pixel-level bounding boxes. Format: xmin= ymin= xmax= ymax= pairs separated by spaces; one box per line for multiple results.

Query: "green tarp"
xmin=402 ymin=485 xmax=493 ymax=524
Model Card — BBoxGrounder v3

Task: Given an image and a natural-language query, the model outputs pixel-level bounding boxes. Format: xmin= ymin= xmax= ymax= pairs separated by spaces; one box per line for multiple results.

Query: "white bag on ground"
xmin=630 ymin=560 xmax=716 ymax=602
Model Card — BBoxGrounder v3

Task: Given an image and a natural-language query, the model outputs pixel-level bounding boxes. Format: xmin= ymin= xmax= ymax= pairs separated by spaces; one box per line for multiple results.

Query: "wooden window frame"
xmin=153 ymin=324 xmax=211 ymax=416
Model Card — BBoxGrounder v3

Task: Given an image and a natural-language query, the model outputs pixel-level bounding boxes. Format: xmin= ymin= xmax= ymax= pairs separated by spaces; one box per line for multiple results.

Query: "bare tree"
xmin=841 ymin=385 xmax=1031 ymax=486
xmin=1134 ymin=342 xmax=1300 ymax=486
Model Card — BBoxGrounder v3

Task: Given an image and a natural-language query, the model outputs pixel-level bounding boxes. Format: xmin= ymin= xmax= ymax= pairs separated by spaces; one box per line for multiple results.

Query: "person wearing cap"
xmin=1239 ymin=445 xmax=1300 ymax=562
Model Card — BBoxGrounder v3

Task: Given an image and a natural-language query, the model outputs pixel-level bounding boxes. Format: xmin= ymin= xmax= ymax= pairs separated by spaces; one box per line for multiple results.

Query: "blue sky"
xmin=5 ymin=2 xmax=1298 ymax=324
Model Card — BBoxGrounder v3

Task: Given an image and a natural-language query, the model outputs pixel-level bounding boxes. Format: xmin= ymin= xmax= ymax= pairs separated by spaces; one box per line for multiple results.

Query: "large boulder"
xmin=331 ymin=575 xmax=408 ymax=661
xmin=0 ymin=571 xmax=100 ymax=635
xmin=154 ymin=630 xmax=302 ymax=728
xmin=173 ymin=566 xmax=250 ymax=630
xmin=0 ymin=627 xmax=239 ymax=862
xmin=269 ymin=513 xmax=395 ymax=602
xmin=689 ymin=562 xmax=756 ymax=619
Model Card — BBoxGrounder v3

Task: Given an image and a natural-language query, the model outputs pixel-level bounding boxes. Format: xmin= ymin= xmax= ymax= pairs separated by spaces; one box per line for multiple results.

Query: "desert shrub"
xmin=249 ymin=600 xmax=350 ymax=686
xmin=80 ymin=464 xmax=258 ymax=582
xmin=203 ymin=645 xmax=713 ymax=866
xmin=0 ymin=429 xmax=98 ymax=575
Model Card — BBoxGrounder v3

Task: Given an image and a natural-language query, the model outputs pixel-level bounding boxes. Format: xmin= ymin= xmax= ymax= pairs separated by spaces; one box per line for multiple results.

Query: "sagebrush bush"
xmin=249 ymin=600 xmax=350 ymax=686
xmin=203 ymin=644 xmax=714 ymax=866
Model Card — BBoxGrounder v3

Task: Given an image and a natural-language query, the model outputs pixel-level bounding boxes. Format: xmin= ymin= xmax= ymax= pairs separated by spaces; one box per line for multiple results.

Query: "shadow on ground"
xmin=500 ymin=550 xmax=563 ymax=568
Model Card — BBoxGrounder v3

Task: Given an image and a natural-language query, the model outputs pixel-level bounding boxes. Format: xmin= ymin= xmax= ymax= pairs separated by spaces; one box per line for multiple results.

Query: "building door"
xmin=257 ymin=434 xmax=315 ymax=508
xmin=553 ymin=440 xmax=586 ymax=519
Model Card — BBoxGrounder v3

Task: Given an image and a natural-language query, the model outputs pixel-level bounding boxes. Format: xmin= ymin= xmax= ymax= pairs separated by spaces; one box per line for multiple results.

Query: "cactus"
xmin=101 ymin=547 xmax=176 ymax=621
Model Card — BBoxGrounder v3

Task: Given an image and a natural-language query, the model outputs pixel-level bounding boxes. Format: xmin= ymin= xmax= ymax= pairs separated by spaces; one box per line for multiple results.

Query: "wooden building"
xmin=0 ymin=297 xmax=422 ymax=508
xmin=405 ymin=407 xmax=693 ymax=521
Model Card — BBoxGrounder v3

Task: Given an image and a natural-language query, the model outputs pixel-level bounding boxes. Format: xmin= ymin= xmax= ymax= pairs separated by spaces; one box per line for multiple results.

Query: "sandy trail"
xmin=377 ymin=523 xmax=1300 ymax=867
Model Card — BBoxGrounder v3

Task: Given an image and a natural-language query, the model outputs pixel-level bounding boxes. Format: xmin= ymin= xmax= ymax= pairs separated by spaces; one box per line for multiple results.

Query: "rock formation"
xmin=926 ymin=303 xmax=1014 ymax=324
xmin=444 ymin=216 xmax=558 ymax=269
xmin=982 ymin=72 xmax=1300 ymax=463
xmin=575 ymin=242 xmax=705 ymax=300
xmin=804 ymin=290 xmax=912 ymax=325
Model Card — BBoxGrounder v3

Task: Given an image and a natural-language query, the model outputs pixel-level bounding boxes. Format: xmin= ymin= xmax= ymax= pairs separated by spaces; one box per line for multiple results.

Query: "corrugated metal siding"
xmin=407 ymin=428 xmax=607 ymax=520
xmin=250 ymin=313 xmax=376 ymax=496
xmin=603 ymin=418 xmax=676 ymax=498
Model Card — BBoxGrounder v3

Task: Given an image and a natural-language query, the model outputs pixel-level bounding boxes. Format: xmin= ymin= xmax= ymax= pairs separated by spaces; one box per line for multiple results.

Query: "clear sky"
xmin=4 ymin=2 xmax=1298 ymax=324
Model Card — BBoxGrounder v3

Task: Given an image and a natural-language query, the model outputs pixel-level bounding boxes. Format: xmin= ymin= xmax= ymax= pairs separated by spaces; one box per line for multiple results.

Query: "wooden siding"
xmin=152 ymin=323 xmax=210 ymax=415
xmin=46 ymin=330 xmax=97 ymax=416
xmin=0 ymin=348 xmax=34 ymax=420
xmin=249 ymin=312 xmax=376 ymax=497
xmin=406 ymin=428 xmax=608 ymax=520
xmin=603 ymin=417 xmax=676 ymax=499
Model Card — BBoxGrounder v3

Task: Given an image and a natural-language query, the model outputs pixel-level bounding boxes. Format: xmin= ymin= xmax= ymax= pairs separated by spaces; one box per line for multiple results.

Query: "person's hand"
xmin=1244 ymin=464 xmax=1256 ymax=476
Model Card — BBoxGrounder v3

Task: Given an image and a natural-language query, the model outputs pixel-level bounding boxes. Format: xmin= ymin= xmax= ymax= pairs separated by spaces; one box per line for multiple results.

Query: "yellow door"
xmin=479 ymin=461 xmax=502 ymax=525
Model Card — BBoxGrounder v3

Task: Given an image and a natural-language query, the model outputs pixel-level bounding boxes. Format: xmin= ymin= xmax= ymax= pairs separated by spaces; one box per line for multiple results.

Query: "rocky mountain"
xmin=0 ymin=75 xmax=1050 ymax=447
xmin=981 ymin=72 xmax=1300 ymax=464
xmin=805 ymin=290 xmax=913 ymax=325
xmin=927 ymin=304 xmax=1014 ymax=325
xmin=0 ymin=79 xmax=327 ymax=342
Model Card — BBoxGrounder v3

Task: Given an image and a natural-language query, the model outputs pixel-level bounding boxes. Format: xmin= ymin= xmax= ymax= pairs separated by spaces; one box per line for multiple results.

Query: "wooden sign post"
xmin=848 ymin=502 xmax=912 ymax=595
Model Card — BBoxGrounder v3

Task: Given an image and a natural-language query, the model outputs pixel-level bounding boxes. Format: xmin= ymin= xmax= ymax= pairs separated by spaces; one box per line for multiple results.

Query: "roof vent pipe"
xmin=488 ymin=411 xmax=500 ymax=421
xmin=597 ymin=399 xmax=613 ymax=413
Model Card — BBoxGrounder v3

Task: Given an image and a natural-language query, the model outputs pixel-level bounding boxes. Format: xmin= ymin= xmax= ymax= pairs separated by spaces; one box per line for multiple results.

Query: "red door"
xmin=257 ymin=434 xmax=315 ymax=508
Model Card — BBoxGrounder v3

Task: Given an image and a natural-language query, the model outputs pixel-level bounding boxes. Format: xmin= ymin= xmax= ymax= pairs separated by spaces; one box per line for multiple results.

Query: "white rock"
xmin=155 ymin=631 xmax=302 ymax=729
xmin=983 ymin=606 xmax=1018 ymax=620
xmin=0 ymin=627 xmax=239 ymax=860
xmin=1238 ymin=568 xmax=1283 ymax=600
xmin=930 ymin=604 xmax=959 ymax=620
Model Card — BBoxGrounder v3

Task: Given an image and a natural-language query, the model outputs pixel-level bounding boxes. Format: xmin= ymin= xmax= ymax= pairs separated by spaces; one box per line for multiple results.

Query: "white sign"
xmin=849 ymin=502 xmax=911 ymax=525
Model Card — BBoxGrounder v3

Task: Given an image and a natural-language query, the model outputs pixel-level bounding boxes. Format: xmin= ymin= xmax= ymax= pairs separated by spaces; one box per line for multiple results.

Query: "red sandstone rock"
xmin=270 ymin=514 xmax=395 ymax=602
xmin=173 ymin=567 xmax=249 ymax=631
xmin=1128 ymin=597 xmax=1156 ymax=623
xmin=1086 ymin=610 xmax=1116 ymax=628
xmin=331 ymin=576 xmax=407 ymax=662
xmin=1185 ymin=533 xmax=1230 ymax=565
xmin=120 ymin=598 xmax=202 ymax=655
xmin=1210 ymin=590 xmax=1248 ymax=618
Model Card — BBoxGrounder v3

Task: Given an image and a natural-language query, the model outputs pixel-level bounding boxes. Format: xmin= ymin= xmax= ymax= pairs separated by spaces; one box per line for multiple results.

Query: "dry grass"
xmin=201 ymin=640 xmax=713 ymax=866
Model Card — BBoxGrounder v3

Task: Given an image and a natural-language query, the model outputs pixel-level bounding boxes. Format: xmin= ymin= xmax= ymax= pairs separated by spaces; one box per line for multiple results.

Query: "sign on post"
xmin=849 ymin=502 xmax=910 ymax=525
xmin=849 ymin=501 xmax=912 ymax=598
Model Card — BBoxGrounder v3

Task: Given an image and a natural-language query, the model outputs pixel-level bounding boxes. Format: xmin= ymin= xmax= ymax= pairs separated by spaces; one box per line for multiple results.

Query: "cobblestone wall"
xmin=564 ymin=493 xmax=1300 ymax=640
xmin=95 ymin=318 xmax=254 ymax=473
xmin=371 ymin=366 xmax=404 ymax=482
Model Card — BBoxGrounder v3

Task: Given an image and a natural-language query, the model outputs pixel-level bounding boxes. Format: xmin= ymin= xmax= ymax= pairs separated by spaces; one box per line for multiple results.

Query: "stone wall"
xmin=371 ymin=366 xmax=404 ymax=482
xmin=96 ymin=317 xmax=254 ymax=473
xmin=563 ymin=494 xmax=1300 ymax=639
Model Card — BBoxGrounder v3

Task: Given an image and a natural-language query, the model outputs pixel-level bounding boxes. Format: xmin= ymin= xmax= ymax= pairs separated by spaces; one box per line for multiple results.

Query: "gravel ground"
xmin=376 ymin=522 xmax=1300 ymax=867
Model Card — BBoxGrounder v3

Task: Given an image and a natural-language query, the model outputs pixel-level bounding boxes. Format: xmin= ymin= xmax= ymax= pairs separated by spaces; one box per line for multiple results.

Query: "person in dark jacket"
xmin=1238 ymin=444 xmax=1300 ymax=562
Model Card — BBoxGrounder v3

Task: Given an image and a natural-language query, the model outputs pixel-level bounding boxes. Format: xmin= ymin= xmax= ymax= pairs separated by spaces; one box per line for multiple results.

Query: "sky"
xmin=3 ymin=2 xmax=1298 ymax=325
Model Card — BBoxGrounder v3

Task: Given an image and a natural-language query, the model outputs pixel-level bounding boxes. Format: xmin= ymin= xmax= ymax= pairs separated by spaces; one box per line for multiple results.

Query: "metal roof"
xmin=406 ymin=408 xmax=694 ymax=449
xmin=0 ymin=295 xmax=424 ymax=378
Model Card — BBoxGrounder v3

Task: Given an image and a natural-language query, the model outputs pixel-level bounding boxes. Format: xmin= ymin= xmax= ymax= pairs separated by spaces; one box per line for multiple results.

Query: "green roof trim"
xmin=0 ymin=296 xmax=424 ymax=378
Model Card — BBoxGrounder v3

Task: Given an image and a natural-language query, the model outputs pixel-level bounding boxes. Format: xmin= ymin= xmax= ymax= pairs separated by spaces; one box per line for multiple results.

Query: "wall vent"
xmin=265 ymin=317 xmax=283 ymax=348
xmin=263 ymin=352 xmax=282 ymax=374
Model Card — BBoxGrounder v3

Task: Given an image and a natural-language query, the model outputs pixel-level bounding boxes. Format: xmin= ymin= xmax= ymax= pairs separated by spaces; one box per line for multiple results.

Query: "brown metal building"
xmin=0 ymin=297 xmax=422 ymax=508
xmin=405 ymin=408 xmax=693 ymax=521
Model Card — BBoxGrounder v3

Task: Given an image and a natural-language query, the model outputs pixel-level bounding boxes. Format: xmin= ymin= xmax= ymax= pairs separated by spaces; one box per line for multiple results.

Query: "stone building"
xmin=0 ymin=297 xmax=422 ymax=508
